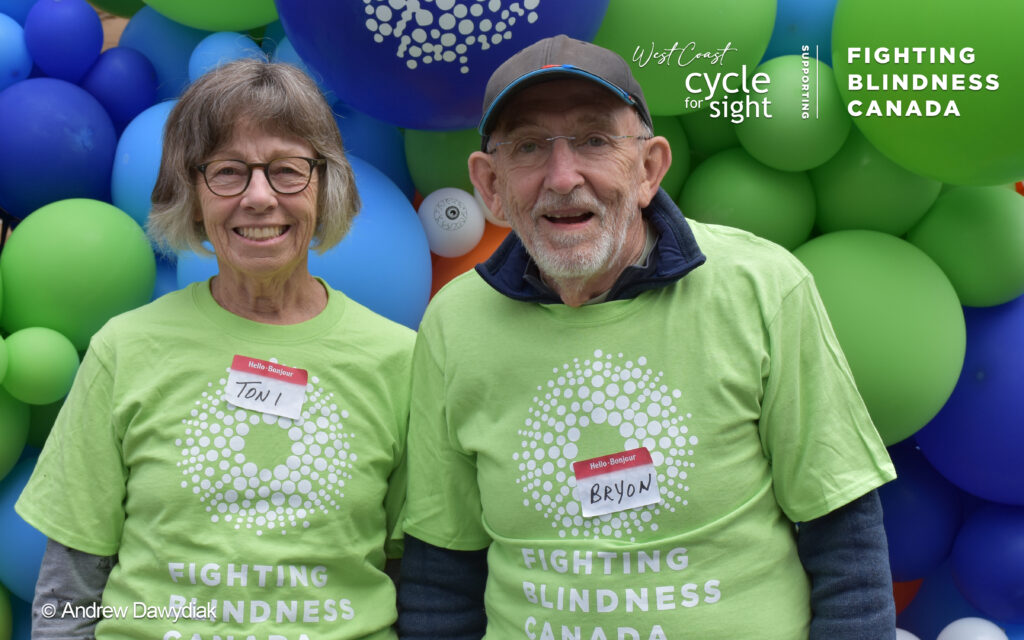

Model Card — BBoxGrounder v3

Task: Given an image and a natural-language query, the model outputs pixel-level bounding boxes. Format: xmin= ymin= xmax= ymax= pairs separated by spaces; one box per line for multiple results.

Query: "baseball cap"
xmin=478 ymin=34 xmax=653 ymax=149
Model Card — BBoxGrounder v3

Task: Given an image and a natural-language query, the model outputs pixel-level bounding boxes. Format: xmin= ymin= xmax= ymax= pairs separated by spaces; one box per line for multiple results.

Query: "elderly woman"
xmin=16 ymin=59 xmax=413 ymax=640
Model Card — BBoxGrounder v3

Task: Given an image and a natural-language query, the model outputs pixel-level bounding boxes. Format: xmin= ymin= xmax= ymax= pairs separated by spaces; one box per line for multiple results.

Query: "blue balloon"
xmin=0 ymin=457 xmax=46 ymax=603
xmin=22 ymin=0 xmax=102 ymax=83
xmin=9 ymin=590 xmax=31 ymax=640
xmin=111 ymin=99 xmax=177 ymax=228
xmin=188 ymin=31 xmax=266 ymax=83
xmin=0 ymin=78 xmax=116 ymax=219
xmin=897 ymin=560 xmax=988 ymax=640
xmin=333 ymin=102 xmax=415 ymax=199
xmin=0 ymin=13 xmax=32 ymax=92
xmin=151 ymin=253 xmax=180 ymax=300
xmin=270 ymin=36 xmax=336 ymax=105
xmin=119 ymin=6 xmax=211 ymax=100
xmin=259 ymin=19 xmax=285 ymax=54
xmin=80 ymin=47 xmax=159 ymax=133
xmin=952 ymin=503 xmax=1024 ymax=623
xmin=175 ymin=245 xmax=218 ymax=290
xmin=762 ymin=0 xmax=836 ymax=65
xmin=880 ymin=441 xmax=966 ymax=582
xmin=276 ymin=0 xmax=610 ymax=129
xmin=915 ymin=295 xmax=1024 ymax=505
xmin=0 ymin=0 xmax=34 ymax=24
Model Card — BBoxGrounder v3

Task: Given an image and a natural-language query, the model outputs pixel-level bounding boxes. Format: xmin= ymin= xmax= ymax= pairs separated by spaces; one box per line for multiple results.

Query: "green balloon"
xmin=28 ymin=399 xmax=64 ymax=450
xmin=907 ymin=186 xmax=1024 ymax=307
xmin=0 ymin=388 xmax=30 ymax=484
xmin=734 ymin=55 xmax=851 ymax=171
xmin=90 ymin=0 xmax=145 ymax=18
xmin=2 ymin=328 xmax=80 ymax=406
xmin=678 ymin=108 xmax=739 ymax=162
xmin=0 ymin=582 xmax=10 ymax=640
xmin=792 ymin=231 xmax=965 ymax=444
xmin=652 ymin=115 xmax=691 ymax=201
xmin=142 ymin=0 xmax=277 ymax=31
xmin=592 ymin=0 xmax=775 ymax=116
xmin=810 ymin=127 xmax=942 ymax=235
xmin=1 ymin=199 xmax=155 ymax=351
xmin=831 ymin=0 xmax=1024 ymax=185
xmin=678 ymin=148 xmax=815 ymax=250
xmin=404 ymin=127 xmax=478 ymax=196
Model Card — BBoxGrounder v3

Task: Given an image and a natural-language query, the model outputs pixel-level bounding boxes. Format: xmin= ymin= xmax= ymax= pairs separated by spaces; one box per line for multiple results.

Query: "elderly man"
xmin=398 ymin=35 xmax=896 ymax=640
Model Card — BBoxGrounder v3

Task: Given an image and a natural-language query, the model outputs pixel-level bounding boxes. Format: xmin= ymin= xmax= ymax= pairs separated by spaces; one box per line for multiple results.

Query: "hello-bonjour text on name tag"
xmin=571 ymin=447 xmax=662 ymax=518
xmin=225 ymin=356 xmax=309 ymax=420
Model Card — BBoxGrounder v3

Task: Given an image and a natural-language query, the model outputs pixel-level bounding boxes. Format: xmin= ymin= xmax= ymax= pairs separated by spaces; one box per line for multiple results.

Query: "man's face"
xmin=482 ymin=80 xmax=652 ymax=283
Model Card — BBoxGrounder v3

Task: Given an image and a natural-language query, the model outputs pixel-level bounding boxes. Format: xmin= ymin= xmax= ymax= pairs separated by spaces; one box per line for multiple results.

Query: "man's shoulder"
xmin=686 ymin=219 xmax=810 ymax=281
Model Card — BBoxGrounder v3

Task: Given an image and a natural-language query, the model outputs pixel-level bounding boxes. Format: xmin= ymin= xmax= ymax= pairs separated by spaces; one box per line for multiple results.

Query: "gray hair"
xmin=147 ymin=58 xmax=359 ymax=256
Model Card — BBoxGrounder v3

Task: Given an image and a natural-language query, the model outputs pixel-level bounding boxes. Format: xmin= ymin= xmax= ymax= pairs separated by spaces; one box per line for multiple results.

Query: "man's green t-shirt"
xmin=404 ymin=222 xmax=896 ymax=640
xmin=17 ymin=281 xmax=414 ymax=640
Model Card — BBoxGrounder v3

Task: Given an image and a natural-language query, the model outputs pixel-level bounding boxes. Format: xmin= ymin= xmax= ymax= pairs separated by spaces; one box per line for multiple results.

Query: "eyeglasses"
xmin=487 ymin=132 xmax=651 ymax=170
xmin=194 ymin=157 xmax=325 ymax=197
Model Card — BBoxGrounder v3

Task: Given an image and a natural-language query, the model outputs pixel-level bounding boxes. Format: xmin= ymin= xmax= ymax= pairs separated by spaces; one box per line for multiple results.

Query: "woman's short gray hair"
xmin=147 ymin=58 xmax=360 ymax=256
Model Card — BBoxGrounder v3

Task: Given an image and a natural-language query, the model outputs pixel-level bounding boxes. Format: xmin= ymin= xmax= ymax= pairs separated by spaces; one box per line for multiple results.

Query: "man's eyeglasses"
xmin=195 ymin=157 xmax=325 ymax=197
xmin=487 ymin=132 xmax=651 ymax=170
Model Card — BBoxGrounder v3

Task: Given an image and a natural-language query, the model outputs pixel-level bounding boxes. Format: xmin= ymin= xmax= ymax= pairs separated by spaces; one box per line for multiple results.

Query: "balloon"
xmin=831 ymin=0 xmax=1024 ymax=185
xmin=27 ymin=400 xmax=61 ymax=450
xmin=259 ymin=20 xmax=285 ymax=54
xmin=79 ymin=47 xmax=159 ymax=133
xmin=417 ymin=187 xmax=486 ymax=258
xmin=678 ymin=109 xmax=739 ymax=163
xmin=89 ymin=0 xmax=145 ymax=18
xmin=270 ymin=36 xmax=335 ymax=106
xmin=938 ymin=618 xmax=1010 ymax=640
xmin=111 ymin=100 xmax=177 ymax=228
xmin=0 ymin=0 xmax=33 ymax=24
xmin=734 ymin=55 xmax=851 ymax=171
xmin=0 ymin=199 xmax=156 ymax=351
xmin=896 ymin=630 xmax=922 ymax=640
xmin=809 ymin=128 xmax=941 ymax=235
xmin=952 ymin=504 xmax=1024 ymax=624
xmin=792 ymin=231 xmax=965 ymax=444
xmin=188 ymin=31 xmax=265 ymax=82
xmin=898 ymin=560 xmax=990 ymax=640
xmin=332 ymin=102 xmax=414 ymax=200
xmin=276 ymin=0 xmax=610 ymax=129
xmin=0 ymin=78 xmax=117 ymax=219
xmin=0 ymin=14 xmax=32 ymax=92
xmin=142 ymin=0 xmax=277 ymax=32
xmin=431 ymin=221 xmax=511 ymax=296
xmin=762 ymin=0 xmax=837 ymax=65
xmin=0 ymin=389 xmax=30 ymax=483
xmin=907 ymin=187 xmax=1024 ymax=308
xmin=915 ymin=296 xmax=1024 ymax=505
xmin=0 ymin=583 xmax=11 ymax=640
xmin=2 ymin=329 xmax=78 ymax=406
xmin=118 ymin=6 xmax=211 ymax=101
xmin=592 ymin=0 xmax=775 ymax=116
xmin=0 ymin=457 xmax=46 ymax=603
xmin=652 ymin=115 xmax=690 ymax=201
xmin=308 ymin=156 xmax=432 ymax=329
xmin=880 ymin=442 xmax=965 ymax=582
xmin=677 ymin=148 xmax=815 ymax=250
xmin=151 ymin=254 xmax=179 ymax=301
xmin=404 ymin=128 xmax=479 ymax=195
xmin=22 ymin=0 xmax=102 ymax=83
xmin=894 ymin=580 xmax=924 ymax=616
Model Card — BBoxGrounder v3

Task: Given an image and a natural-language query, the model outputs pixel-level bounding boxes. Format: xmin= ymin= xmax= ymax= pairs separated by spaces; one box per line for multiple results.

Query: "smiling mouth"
xmin=235 ymin=226 xmax=288 ymax=240
xmin=543 ymin=213 xmax=594 ymax=225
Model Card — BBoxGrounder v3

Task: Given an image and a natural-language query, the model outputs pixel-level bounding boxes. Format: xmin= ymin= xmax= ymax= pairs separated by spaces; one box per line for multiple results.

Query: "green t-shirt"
xmin=404 ymin=222 xmax=896 ymax=640
xmin=17 ymin=281 xmax=414 ymax=640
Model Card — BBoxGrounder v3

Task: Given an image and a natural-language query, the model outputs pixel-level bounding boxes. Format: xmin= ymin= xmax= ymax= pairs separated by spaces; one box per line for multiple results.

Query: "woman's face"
xmin=195 ymin=122 xmax=320 ymax=284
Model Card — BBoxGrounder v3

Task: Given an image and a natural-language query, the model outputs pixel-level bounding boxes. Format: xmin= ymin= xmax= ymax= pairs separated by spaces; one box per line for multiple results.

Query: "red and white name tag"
xmin=572 ymin=447 xmax=662 ymax=517
xmin=225 ymin=356 xmax=308 ymax=420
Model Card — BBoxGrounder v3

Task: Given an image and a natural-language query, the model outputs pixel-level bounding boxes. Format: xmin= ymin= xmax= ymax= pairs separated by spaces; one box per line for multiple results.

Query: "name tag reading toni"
xmin=571 ymin=447 xmax=662 ymax=518
xmin=225 ymin=356 xmax=308 ymax=420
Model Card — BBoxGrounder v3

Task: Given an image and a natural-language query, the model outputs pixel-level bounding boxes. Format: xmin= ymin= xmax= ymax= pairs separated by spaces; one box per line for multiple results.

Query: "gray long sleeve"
xmin=32 ymin=539 xmax=117 ymax=639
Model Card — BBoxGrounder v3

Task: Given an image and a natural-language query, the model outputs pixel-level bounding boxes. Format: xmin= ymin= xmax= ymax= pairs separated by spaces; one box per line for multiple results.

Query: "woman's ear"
xmin=468 ymin=150 xmax=507 ymax=223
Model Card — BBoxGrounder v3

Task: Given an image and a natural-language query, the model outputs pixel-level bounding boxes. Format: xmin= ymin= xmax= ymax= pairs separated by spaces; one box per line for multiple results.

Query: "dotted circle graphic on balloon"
xmin=176 ymin=366 xmax=356 ymax=536
xmin=514 ymin=349 xmax=698 ymax=541
xmin=362 ymin=0 xmax=541 ymax=73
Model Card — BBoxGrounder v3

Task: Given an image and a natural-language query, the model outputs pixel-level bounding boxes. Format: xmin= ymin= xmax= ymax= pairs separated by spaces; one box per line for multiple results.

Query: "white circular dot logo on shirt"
xmin=362 ymin=0 xmax=540 ymax=73
xmin=176 ymin=364 xmax=356 ymax=536
xmin=513 ymin=349 xmax=698 ymax=542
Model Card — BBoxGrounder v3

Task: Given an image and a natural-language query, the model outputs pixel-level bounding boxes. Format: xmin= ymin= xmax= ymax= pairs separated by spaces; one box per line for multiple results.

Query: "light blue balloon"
xmin=0 ymin=457 xmax=46 ymax=603
xmin=188 ymin=31 xmax=265 ymax=83
xmin=0 ymin=13 xmax=32 ymax=92
xmin=111 ymin=100 xmax=177 ymax=228
xmin=762 ymin=0 xmax=837 ymax=65
xmin=119 ymin=6 xmax=210 ymax=100
xmin=175 ymin=244 xmax=217 ymax=290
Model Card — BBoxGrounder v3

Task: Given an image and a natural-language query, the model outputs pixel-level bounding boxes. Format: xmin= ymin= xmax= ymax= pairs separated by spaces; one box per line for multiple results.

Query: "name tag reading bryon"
xmin=571 ymin=447 xmax=662 ymax=518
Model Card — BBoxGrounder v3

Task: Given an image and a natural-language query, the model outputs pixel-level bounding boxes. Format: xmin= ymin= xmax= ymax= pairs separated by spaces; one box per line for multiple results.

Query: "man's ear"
xmin=637 ymin=136 xmax=672 ymax=208
xmin=468 ymin=150 xmax=507 ymax=223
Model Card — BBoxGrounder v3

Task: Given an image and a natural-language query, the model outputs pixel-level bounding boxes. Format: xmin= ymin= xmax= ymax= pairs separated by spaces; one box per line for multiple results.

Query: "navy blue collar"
xmin=475 ymin=188 xmax=707 ymax=303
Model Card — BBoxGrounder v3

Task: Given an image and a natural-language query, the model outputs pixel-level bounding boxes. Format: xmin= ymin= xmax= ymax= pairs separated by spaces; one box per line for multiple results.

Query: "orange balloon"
xmin=893 ymin=578 xmax=923 ymax=615
xmin=431 ymin=221 xmax=510 ymax=296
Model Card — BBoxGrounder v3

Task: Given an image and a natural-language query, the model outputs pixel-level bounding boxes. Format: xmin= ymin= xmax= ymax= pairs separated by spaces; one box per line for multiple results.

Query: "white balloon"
xmin=937 ymin=617 xmax=1009 ymax=640
xmin=417 ymin=187 xmax=486 ymax=258
xmin=896 ymin=628 xmax=923 ymax=640
xmin=473 ymin=186 xmax=510 ymax=228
